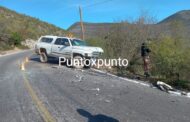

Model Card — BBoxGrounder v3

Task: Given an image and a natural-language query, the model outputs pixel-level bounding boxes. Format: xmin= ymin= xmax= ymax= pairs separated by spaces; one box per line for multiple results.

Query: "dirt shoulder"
xmin=0 ymin=48 xmax=22 ymax=56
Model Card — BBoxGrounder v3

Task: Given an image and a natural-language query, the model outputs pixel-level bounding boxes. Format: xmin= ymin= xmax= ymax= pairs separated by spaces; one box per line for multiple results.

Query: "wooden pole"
xmin=79 ymin=6 xmax=85 ymax=40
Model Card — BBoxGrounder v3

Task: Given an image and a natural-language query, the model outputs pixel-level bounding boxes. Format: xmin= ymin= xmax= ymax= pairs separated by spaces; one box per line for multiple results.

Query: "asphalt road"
xmin=0 ymin=50 xmax=190 ymax=122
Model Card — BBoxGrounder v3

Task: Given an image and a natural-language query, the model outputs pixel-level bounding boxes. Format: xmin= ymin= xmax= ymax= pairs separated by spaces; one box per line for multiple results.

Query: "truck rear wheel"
xmin=40 ymin=52 xmax=48 ymax=63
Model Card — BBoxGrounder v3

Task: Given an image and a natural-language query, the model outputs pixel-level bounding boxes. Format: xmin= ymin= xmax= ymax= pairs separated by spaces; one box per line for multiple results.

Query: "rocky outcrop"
xmin=21 ymin=39 xmax=37 ymax=49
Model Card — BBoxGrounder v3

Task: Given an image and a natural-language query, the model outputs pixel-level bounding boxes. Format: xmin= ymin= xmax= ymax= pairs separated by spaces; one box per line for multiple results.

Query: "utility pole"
xmin=79 ymin=6 xmax=85 ymax=40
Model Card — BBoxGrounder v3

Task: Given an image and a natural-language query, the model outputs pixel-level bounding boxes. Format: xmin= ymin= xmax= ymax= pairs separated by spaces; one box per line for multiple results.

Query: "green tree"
xmin=10 ymin=32 xmax=23 ymax=46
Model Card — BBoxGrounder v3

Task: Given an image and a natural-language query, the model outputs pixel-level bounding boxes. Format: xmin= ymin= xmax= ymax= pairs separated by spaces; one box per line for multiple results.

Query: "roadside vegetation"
xmin=86 ymin=14 xmax=190 ymax=90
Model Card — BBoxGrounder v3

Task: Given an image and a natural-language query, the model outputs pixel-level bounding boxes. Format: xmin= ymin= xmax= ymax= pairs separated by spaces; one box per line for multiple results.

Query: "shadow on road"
xmin=30 ymin=55 xmax=59 ymax=65
xmin=77 ymin=109 xmax=119 ymax=122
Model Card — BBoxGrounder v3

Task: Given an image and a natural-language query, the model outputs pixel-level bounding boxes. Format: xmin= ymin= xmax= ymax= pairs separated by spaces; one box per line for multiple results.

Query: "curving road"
xmin=0 ymin=50 xmax=190 ymax=122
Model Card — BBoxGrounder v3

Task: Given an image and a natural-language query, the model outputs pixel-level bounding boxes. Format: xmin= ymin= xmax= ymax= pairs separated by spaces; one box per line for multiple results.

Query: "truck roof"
xmin=41 ymin=35 xmax=58 ymax=38
xmin=41 ymin=35 xmax=81 ymax=40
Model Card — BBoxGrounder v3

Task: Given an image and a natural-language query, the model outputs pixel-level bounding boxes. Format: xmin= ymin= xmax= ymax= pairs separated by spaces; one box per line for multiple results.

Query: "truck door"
xmin=51 ymin=38 xmax=72 ymax=58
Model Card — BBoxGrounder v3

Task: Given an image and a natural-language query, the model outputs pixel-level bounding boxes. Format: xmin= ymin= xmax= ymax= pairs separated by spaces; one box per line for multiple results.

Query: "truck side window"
xmin=55 ymin=38 xmax=70 ymax=46
xmin=40 ymin=37 xmax=53 ymax=43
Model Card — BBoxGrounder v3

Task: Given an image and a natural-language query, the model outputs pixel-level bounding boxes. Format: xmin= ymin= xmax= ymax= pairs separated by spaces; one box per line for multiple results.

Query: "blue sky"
xmin=0 ymin=0 xmax=190 ymax=29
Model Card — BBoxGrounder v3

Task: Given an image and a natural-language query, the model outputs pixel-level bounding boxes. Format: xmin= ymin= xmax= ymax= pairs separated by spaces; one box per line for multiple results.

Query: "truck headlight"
xmin=85 ymin=53 xmax=89 ymax=57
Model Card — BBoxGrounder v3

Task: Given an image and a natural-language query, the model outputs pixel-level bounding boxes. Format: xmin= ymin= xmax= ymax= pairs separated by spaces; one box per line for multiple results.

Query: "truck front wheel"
xmin=84 ymin=59 xmax=91 ymax=68
xmin=72 ymin=55 xmax=84 ymax=69
xmin=40 ymin=52 xmax=48 ymax=63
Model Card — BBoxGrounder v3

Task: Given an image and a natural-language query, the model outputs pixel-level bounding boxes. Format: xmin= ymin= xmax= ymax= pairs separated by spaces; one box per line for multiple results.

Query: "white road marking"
xmin=91 ymin=68 xmax=190 ymax=98
xmin=91 ymin=68 xmax=150 ymax=87
xmin=0 ymin=50 xmax=31 ymax=58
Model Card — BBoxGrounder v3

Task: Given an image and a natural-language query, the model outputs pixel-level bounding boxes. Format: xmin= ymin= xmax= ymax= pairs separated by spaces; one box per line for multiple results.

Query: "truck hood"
xmin=72 ymin=46 xmax=104 ymax=53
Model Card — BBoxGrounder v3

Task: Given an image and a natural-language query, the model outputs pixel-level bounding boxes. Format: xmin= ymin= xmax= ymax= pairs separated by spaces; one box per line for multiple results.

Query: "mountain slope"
xmin=158 ymin=10 xmax=190 ymax=38
xmin=68 ymin=10 xmax=190 ymax=38
xmin=68 ymin=22 xmax=119 ymax=38
xmin=0 ymin=6 xmax=68 ymax=40
xmin=159 ymin=10 xmax=190 ymax=25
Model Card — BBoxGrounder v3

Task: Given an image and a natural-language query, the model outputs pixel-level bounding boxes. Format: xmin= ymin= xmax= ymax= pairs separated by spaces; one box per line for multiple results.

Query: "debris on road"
xmin=52 ymin=66 xmax=60 ymax=69
xmin=74 ymin=68 xmax=84 ymax=72
xmin=156 ymin=81 xmax=190 ymax=97
xmin=91 ymin=88 xmax=100 ymax=92
xmin=105 ymin=99 xmax=111 ymax=103
xmin=75 ymin=75 xmax=83 ymax=82
xmin=181 ymin=92 xmax=188 ymax=96
xmin=156 ymin=81 xmax=174 ymax=92
xmin=71 ymin=75 xmax=84 ymax=83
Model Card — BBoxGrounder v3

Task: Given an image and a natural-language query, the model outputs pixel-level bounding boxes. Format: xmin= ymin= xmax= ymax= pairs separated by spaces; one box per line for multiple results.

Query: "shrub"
xmin=150 ymin=36 xmax=190 ymax=88
xmin=10 ymin=32 xmax=23 ymax=46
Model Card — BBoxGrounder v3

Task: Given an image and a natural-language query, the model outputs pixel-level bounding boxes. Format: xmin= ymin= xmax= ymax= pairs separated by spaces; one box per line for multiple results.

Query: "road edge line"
xmin=91 ymin=68 xmax=190 ymax=98
xmin=91 ymin=68 xmax=150 ymax=87
xmin=0 ymin=50 xmax=31 ymax=58
xmin=21 ymin=59 xmax=56 ymax=122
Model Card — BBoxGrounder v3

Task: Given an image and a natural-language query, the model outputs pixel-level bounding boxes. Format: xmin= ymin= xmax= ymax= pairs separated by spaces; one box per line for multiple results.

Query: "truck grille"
xmin=92 ymin=52 xmax=100 ymax=57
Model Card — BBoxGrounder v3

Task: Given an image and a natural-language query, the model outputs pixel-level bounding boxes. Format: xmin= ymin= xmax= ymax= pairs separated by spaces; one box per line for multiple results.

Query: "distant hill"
xmin=68 ymin=22 xmax=120 ymax=38
xmin=158 ymin=10 xmax=190 ymax=37
xmin=159 ymin=10 xmax=190 ymax=25
xmin=69 ymin=10 xmax=190 ymax=38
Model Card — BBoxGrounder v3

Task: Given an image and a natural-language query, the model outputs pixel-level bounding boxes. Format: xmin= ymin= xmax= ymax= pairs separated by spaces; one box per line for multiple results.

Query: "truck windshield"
xmin=71 ymin=39 xmax=87 ymax=46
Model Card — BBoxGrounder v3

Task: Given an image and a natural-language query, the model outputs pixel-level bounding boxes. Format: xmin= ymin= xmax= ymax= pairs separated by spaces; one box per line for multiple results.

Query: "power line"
xmin=83 ymin=0 xmax=115 ymax=8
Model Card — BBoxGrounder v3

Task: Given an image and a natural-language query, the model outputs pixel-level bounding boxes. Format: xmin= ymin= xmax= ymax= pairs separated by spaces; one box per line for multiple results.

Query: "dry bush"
xmin=104 ymin=13 xmax=160 ymax=75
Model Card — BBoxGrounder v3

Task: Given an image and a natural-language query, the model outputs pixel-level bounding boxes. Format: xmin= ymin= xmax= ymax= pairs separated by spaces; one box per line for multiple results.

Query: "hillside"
xmin=0 ymin=6 xmax=68 ymax=50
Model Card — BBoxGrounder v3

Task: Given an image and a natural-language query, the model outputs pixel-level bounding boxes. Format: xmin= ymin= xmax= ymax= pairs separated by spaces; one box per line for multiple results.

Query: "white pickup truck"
xmin=35 ymin=35 xmax=104 ymax=68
